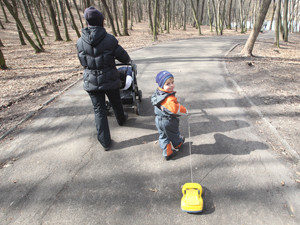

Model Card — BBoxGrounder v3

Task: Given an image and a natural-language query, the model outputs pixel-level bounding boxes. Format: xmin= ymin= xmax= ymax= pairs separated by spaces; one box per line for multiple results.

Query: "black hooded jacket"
xmin=77 ymin=26 xmax=130 ymax=91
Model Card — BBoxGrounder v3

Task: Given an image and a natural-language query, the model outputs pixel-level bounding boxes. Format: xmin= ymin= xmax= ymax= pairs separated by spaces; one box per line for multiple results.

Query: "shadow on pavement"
xmin=172 ymin=133 xmax=268 ymax=160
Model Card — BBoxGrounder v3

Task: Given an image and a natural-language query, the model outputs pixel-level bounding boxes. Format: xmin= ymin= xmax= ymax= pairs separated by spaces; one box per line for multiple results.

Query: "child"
xmin=151 ymin=71 xmax=187 ymax=160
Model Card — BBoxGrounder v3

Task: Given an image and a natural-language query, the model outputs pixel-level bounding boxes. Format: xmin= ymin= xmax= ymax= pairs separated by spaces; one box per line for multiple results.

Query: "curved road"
xmin=0 ymin=34 xmax=299 ymax=224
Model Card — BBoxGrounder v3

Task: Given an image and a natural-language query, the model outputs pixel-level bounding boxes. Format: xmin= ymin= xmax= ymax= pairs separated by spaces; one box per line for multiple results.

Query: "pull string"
xmin=187 ymin=115 xmax=193 ymax=183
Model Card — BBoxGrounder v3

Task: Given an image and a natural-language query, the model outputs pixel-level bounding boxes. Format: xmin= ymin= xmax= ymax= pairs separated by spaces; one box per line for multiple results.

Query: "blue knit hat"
xmin=84 ymin=6 xmax=104 ymax=27
xmin=156 ymin=71 xmax=174 ymax=88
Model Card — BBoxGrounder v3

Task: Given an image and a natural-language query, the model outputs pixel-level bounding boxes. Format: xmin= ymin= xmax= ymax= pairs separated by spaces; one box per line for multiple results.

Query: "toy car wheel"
xmin=138 ymin=90 xmax=142 ymax=102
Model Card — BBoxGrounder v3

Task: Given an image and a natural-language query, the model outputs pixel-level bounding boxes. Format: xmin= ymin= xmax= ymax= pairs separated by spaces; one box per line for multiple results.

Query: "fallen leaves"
xmin=149 ymin=188 xmax=158 ymax=192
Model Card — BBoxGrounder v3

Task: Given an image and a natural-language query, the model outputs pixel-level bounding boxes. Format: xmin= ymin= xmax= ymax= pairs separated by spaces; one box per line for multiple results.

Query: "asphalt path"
xmin=0 ymin=34 xmax=299 ymax=225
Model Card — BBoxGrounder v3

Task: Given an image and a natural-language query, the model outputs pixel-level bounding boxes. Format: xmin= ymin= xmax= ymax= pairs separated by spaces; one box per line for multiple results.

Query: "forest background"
xmin=0 ymin=0 xmax=299 ymax=162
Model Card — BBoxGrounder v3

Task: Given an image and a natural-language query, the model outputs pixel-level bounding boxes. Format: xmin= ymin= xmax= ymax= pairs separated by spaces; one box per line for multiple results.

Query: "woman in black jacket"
xmin=77 ymin=6 xmax=131 ymax=150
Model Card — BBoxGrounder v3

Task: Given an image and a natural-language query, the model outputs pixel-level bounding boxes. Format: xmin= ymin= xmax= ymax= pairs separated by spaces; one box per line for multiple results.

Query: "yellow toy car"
xmin=181 ymin=183 xmax=203 ymax=213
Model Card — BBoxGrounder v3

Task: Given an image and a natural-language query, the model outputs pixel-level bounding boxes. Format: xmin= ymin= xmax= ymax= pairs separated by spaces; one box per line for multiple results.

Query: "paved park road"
xmin=1 ymin=35 xmax=299 ymax=225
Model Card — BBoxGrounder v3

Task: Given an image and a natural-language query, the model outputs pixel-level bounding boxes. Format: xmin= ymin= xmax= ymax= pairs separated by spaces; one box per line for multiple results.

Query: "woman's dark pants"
xmin=88 ymin=89 xmax=126 ymax=148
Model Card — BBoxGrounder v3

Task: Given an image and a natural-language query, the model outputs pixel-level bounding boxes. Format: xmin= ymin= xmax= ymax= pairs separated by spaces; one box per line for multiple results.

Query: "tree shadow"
xmin=172 ymin=133 xmax=268 ymax=160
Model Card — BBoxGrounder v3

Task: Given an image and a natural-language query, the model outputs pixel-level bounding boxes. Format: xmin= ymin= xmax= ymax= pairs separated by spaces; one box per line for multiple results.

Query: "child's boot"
xmin=164 ymin=143 xmax=176 ymax=161
xmin=174 ymin=135 xmax=185 ymax=151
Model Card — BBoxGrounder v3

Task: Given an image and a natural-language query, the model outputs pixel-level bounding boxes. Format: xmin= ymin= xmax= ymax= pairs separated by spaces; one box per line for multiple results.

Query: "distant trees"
xmin=0 ymin=0 xmax=299 ymax=64
xmin=2 ymin=0 xmax=43 ymax=53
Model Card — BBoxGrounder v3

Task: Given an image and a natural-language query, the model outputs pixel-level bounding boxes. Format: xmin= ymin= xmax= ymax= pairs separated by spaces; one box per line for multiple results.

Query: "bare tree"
xmin=269 ymin=0 xmax=276 ymax=30
xmin=101 ymin=0 xmax=118 ymax=36
xmin=2 ymin=0 xmax=43 ymax=53
xmin=11 ymin=0 xmax=26 ymax=46
xmin=166 ymin=0 xmax=170 ymax=33
xmin=34 ymin=0 xmax=48 ymax=36
xmin=282 ymin=0 xmax=288 ymax=41
xmin=148 ymin=0 xmax=153 ymax=33
xmin=211 ymin=0 xmax=219 ymax=34
xmin=190 ymin=0 xmax=202 ymax=34
xmin=21 ymin=0 xmax=44 ymax=48
xmin=182 ymin=0 xmax=187 ymax=30
xmin=274 ymin=0 xmax=281 ymax=47
xmin=64 ymin=0 xmax=80 ymax=38
xmin=0 ymin=0 xmax=9 ymax=23
xmin=122 ymin=0 xmax=129 ymax=35
xmin=0 ymin=48 xmax=7 ymax=70
xmin=112 ymin=0 xmax=122 ymax=36
xmin=153 ymin=0 xmax=158 ymax=40
xmin=0 ymin=11 xmax=4 ymax=29
xmin=72 ymin=0 xmax=84 ymax=28
xmin=227 ymin=0 xmax=233 ymax=29
xmin=241 ymin=0 xmax=272 ymax=56
xmin=207 ymin=0 xmax=214 ymax=32
xmin=58 ymin=0 xmax=71 ymax=41
xmin=239 ymin=0 xmax=245 ymax=33
xmin=45 ymin=0 xmax=63 ymax=41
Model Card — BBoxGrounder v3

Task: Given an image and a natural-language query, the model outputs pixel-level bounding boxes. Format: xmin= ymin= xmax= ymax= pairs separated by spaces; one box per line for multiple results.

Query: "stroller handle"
xmin=115 ymin=60 xmax=134 ymax=66
xmin=115 ymin=60 xmax=137 ymax=74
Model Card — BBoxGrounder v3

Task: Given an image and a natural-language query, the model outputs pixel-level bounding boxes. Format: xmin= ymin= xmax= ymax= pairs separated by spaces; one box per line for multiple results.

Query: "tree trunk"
xmin=0 ymin=38 xmax=4 ymax=47
xmin=148 ymin=0 xmax=153 ymax=33
xmin=0 ymin=17 xmax=4 ymax=29
xmin=28 ymin=0 xmax=44 ymax=45
xmin=283 ymin=0 xmax=288 ymax=42
xmin=239 ymin=0 xmax=245 ymax=33
xmin=153 ymin=0 xmax=158 ymax=41
xmin=72 ymin=0 xmax=84 ymax=28
xmin=58 ymin=0 xmax=71 ymax=41
xmin=227 ymin=0 xmax=233 ymax=29
xmin=269 ymin=0 xmax=276 ymax=30
xmin=34 ymin=0 xmax=48 ymax=36
xmin=122 ymin=0 xmax=129 ymax=36
xmin=207 ymin=0 xmax=213 ymax=32
xmin=211 ymin=0 xmax=218 ymax=34
xmin=164 ymin=0 xmax=167 ymax=30
xmin=45 ymin=0 xmax=63 ymax=41
xmin=112 ymin=0 xmax=122 ymax=36
xmin=11 ymin=0 xmax=26 ymax=46
xmin=182 ymin=0 xmax=187 ymax=30
xmin=64 ymin=0 xmax=80 ymax=38
xmin=200 ymin=0 xmax=205 ymax=25
xmin=190 ymin=0 xmax=202 ymax=35
xmin=101 ymin=0 xmax=118 ymax=36
xmin=241 ymin=0 xmax=272 ymax=56
xmin=2 ymin=0 xmax=43 ymax=53
xmin=21 ymin=0 xmax=44 ymax=48
xmin=0 ymin=48 xmax=7 ymax=70
xmin=0 ymin=0 xmax=9 ymax=23
xmin=166 ymin=0 xmax=170 ymax=33
xmin=53 ymin=0 xmax=61 ymax=26
xmin=274 ymin=0 xmax=281 ymax=47
xmin=219 ymin=0 xmax=226 ymax=35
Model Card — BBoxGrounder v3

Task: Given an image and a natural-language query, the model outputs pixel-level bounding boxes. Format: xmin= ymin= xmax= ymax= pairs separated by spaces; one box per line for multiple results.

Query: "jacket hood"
xmin=81 ymin=26 xmax=107 ymax=47
xmin=151 ymin=88 xmax=174 ymax=106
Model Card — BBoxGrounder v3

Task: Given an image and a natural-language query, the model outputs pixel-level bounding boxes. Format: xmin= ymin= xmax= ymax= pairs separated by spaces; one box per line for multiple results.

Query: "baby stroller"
xmin=106 ymin=61 xmax=142 ymax=115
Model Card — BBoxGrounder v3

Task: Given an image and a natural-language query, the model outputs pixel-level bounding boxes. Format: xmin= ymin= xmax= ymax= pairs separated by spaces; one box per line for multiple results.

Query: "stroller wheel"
xmin=134 ymin=102 xmax=140 ymax=115
xmin=138 ymin=90 xmax=142 ymax=102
